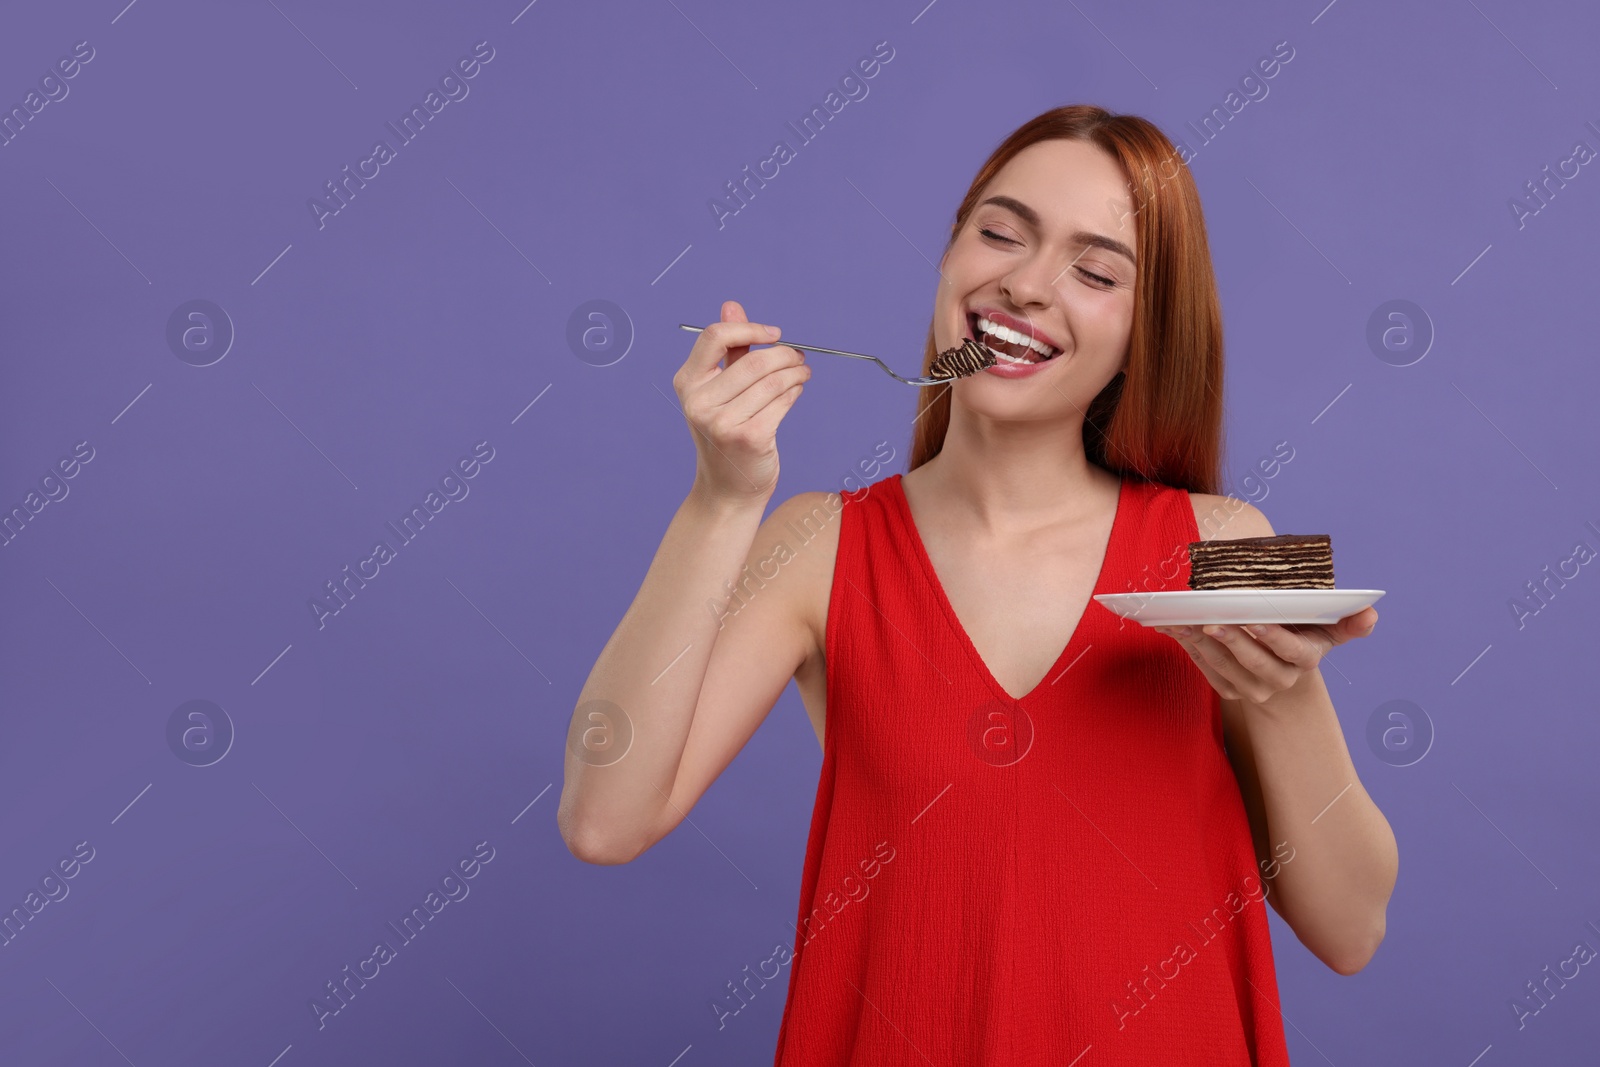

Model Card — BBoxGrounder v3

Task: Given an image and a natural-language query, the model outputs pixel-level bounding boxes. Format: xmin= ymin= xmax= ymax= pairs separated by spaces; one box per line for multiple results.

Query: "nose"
xmin=999 ymin=251 xmax=1055 ymax=311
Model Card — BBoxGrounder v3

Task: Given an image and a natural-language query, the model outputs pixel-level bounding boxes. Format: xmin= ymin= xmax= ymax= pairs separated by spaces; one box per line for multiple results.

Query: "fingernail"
xmin=765 ymin=325 xmax=781 ymax=338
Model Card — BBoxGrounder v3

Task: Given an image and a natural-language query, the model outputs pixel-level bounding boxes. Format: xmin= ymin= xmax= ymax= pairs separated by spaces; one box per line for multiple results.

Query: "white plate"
xmin=1093 ymin=589 xmax=1385 ymax=626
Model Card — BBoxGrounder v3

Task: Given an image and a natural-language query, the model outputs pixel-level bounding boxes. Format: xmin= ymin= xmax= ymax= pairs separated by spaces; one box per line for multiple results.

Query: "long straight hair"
xmin=908 ymin=105 xmax=1224 ymax=496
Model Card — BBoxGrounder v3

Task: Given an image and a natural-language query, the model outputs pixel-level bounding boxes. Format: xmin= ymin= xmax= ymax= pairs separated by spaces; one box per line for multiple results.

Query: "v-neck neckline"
xmin=887 ymin=471 xmax=1131 ymax=706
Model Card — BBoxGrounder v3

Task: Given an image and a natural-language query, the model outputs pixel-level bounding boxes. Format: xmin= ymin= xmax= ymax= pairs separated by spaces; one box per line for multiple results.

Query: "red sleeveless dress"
xmin=771 ymin=471 xmax=1292 ymax=1066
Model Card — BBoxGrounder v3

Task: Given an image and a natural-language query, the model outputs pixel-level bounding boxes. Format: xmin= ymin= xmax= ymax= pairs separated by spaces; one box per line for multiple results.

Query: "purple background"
xmin=2 ymin=0 xmax=1597 ymax=1063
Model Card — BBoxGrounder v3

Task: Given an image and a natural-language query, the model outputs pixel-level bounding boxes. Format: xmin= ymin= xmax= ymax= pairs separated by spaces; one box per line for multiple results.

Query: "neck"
xmin=914 ymin=406 xmax=1110 ymax=534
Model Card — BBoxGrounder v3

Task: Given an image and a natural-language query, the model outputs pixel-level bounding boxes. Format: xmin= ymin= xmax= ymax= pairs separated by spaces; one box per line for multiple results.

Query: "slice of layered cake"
xmin=1187 ymin=534 xmax=1335 ymax=590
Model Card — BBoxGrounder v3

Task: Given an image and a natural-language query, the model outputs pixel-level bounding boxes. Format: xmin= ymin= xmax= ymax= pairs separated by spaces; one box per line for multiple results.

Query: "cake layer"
xmin=1188 ymin=533 xmax=1334 ymax=590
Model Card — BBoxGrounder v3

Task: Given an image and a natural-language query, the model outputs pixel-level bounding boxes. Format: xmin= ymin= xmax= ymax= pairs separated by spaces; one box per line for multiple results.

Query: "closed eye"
xmin=978 ymin=227 xmax=1118 ymax=290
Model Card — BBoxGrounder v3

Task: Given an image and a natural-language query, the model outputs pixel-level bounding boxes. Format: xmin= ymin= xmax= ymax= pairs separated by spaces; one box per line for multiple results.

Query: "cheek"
xmin=1080 ymin=297 xmax=1133 ymax=343
xmin=933 ymin=282 xmax=958 ymax=322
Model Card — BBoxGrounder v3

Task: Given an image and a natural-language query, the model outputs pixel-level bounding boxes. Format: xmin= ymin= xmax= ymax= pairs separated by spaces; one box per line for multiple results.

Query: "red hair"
xmin=908 ymin=104 xmax=1224 ymax=496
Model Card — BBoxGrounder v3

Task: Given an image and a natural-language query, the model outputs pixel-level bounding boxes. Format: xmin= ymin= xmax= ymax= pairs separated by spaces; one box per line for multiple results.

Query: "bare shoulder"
xmin=1186 ymin=492 xmax=1277 ymax=542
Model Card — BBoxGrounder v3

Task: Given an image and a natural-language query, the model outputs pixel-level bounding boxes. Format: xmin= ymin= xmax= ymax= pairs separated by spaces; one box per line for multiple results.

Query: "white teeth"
xmin=975 ymin=316 xmax=1056 ymax=358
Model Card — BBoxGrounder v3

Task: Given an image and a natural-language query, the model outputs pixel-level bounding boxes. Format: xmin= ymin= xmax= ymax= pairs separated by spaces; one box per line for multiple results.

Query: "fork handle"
xmin=676 ymin=323 xmax=879 ymax=364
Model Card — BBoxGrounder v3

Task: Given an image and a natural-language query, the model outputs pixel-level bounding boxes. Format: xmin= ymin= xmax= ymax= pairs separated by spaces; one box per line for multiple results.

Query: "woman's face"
xmin=934 ymin=138 xmax=1139 ymax=419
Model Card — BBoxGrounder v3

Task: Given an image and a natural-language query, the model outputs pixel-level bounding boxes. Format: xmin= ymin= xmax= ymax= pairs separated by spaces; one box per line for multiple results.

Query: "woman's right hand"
xmin=673 ymin=299 xmax=812 ymax=506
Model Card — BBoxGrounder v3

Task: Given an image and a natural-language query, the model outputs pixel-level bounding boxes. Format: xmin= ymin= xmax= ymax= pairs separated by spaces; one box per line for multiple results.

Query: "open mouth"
xmin=966 ymin=313 xmax=1061 ymax=364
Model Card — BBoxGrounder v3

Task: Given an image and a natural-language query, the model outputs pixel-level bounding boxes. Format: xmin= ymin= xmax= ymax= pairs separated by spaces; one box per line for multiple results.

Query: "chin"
xmin=951 ymin=382 xmax=1064 ymax=420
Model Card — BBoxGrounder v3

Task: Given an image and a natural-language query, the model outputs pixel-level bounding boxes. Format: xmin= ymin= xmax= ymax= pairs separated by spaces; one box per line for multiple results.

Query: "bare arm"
xmin=1177 ymin=496 xmax=1398 ymax=974
xmin=557 ymin=301 xmax=815 ymax=865
xmin=1221 ymin=671 xmax=1397 ymax=974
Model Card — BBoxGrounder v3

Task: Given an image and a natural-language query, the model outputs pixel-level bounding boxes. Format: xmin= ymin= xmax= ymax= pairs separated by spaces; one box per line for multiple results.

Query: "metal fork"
xmin=677 ymin=323 xmax=949 ymax=387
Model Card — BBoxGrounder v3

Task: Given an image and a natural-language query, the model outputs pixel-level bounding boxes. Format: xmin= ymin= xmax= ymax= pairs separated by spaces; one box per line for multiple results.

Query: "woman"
xmin=559 ymin=104 xmax=1398 ymax=1065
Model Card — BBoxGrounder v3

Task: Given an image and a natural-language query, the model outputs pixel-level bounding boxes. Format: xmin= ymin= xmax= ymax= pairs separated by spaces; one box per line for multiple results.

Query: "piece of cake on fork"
xmin=1187 ymin=534 xmax=1335 ymax=590
xmin=927 ymin=338 xmax=997 ymax=381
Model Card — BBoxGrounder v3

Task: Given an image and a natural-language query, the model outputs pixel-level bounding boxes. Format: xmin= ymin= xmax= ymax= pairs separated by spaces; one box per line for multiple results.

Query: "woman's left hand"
xmin=1152 ymin=606 xmax=1378 ymax=704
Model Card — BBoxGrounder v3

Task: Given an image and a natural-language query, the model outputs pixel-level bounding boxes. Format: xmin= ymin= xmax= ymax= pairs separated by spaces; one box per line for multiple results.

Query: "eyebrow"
xmin=977 ymin=195 xmax=1138 ymax=266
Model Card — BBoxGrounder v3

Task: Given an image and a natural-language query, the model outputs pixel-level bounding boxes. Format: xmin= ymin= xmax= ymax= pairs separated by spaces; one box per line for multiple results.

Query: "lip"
xmin=968 ymin=306 xmax=1063 ymax=354
xmin=979 ymin=355 xmax=1055 ymax=378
